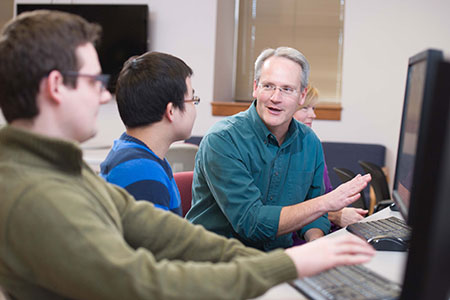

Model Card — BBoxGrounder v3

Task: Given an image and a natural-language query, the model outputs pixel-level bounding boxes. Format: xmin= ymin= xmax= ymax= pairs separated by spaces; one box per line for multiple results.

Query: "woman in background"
xmin=294 ymin=85 xmax=368 ymax=228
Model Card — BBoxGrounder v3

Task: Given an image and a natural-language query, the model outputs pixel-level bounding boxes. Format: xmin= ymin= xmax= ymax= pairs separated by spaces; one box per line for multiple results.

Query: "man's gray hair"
xmin=254 ymin=47 xmax=310 ymax=91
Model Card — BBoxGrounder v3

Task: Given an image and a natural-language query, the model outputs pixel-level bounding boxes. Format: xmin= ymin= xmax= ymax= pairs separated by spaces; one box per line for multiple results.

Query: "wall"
xmin=8 ymin=0 xmax=450 ymax=185
xmin=0 ymin=0 xmax=14 ymax=125
xmin=147 ymin=0 xmax=228 ymax=140
xmin=0 ymin=0 xmax=14 ymax=29
xmin=312 ymin=0 xmax=450 ymax=185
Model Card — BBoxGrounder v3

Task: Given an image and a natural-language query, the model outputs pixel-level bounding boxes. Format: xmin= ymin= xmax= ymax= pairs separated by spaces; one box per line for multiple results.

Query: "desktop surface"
xmin=251 ymin=208 xmax=408 ymax=300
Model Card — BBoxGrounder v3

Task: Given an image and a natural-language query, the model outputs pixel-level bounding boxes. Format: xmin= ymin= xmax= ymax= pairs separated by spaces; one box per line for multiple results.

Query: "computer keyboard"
xmin=346 ymin=216 xmax=411 ymax=251
xmin=291 ymin=264 xmax=402 ymax=300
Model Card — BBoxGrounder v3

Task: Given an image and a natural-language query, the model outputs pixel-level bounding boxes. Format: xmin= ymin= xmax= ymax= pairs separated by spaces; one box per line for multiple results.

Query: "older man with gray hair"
xmin=187 ymin=47 xmax=371 ymax=251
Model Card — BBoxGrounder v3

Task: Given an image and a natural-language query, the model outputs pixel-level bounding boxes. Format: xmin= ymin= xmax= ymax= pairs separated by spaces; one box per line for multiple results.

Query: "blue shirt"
xmin=100 ymin=133 xmax=182 ymax=216
xmin=186 ymin=101 xmax=330 ymax=250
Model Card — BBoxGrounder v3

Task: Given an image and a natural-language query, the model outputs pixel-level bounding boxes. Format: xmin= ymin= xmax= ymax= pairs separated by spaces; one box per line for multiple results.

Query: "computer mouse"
xmin=367 ymin=235 xmax=409 ymax=252
xmin=389 ymin=203 xmax=399 ymax=212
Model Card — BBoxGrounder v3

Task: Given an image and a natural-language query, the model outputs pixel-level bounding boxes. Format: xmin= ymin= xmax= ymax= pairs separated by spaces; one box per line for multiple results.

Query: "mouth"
xmin=267 ymin=106 xmax=282 ymax=115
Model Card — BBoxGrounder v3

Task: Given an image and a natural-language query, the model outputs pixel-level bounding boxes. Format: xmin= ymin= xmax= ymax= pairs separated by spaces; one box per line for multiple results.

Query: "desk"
xmin=251 ymin=208 xmax=408 ymax=300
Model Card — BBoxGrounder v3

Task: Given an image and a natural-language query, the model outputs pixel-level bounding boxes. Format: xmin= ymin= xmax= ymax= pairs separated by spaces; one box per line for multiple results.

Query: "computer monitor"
xmin=289 ymin=50 xmax=450 ymax=299
xmin=398 ymin=51 xmax=450 ymax=299
xmin=391 ymin=49 xmax=443 ymax=222
xmin=16 ymin=4 xmax=149 ymax=93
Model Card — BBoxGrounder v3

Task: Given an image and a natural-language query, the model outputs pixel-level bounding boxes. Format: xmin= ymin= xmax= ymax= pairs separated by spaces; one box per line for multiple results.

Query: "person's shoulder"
xmin=204 ymin=112 xmax=251 ymax=144
xmin=103 ymin=145 xmax=166 ymax=179
xmin=291 ymin=120 xmax=322 ymax=147
xmin=2 ymin=168 xmax=87 ymax=213
xmin=108 ymin=137 xmax=156 ymax=163
xmin=211 ymin=110 xmax=251 ymax=132
xmin=296 ymin=120 xmax=319 ymax=138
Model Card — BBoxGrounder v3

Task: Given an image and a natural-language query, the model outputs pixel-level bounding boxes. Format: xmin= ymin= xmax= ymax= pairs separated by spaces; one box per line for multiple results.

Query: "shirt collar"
xmin=120 ymin=132 xmax=148 ymax=148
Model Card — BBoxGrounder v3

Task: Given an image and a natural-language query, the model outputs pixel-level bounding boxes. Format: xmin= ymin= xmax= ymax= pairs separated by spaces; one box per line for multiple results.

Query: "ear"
xmin=252 ymin=80 xmax=258 ymax=99
xmin=165 ymin=102 xmax=176 ymax=122
xmin=44 ymin=70 xmax=67 ymax=105
xmin=298 ymin=86 xmax=308 ymax=106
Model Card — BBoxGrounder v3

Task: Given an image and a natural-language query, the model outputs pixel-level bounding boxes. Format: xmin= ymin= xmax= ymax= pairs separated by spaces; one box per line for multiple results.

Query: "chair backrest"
xmin=173 ymin=171 xmax=194 ymax=217
xmin=333 ymin=167 xmax=369 ymax=211
xmin=166 ymin=143 xmax=199 ymax=173
xmin=322 ymin=142 xmax=386 ymax=200
xmin=184 ymin=136 xmax=203 ymax=146
xmin=358 ymin=160 xmax=390 ymax=201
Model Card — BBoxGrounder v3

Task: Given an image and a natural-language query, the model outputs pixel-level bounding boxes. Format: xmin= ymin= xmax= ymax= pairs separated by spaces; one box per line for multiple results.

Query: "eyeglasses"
xmin=258 ymin=83 xmax=299 ymax=97
xmin=184 ymin=96 xmax=200 ymax=105
xmin=61 ymin=71 xmax=110 ymax=90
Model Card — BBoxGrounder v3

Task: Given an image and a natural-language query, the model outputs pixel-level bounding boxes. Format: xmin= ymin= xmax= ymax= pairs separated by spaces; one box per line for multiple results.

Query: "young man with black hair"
xmin=100 ymin=51 xmax=198 ymax=215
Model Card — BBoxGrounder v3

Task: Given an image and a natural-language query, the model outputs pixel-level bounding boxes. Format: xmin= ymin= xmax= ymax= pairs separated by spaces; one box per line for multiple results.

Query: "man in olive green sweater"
xmin=0 ymin=10 xmax=374 ymax=300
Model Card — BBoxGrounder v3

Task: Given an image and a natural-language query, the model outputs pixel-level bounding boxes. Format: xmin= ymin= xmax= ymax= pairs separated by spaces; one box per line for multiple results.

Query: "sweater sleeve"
xmin=5 ymin=177 xmax=297 ymax=300
xmin=110 ymin=182 xmax=265 ymax=262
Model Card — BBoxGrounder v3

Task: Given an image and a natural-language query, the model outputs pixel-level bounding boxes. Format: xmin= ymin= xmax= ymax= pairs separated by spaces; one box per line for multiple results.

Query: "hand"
xmin=284 ymin=234 xmax=375 ymax=278
xmin=329 ymin=208 xmax=368 ymax=228
xmin=304 ymin=228 xmax=324 ymax=242
xmin=322 ymin=174 xmax=371 ymax=212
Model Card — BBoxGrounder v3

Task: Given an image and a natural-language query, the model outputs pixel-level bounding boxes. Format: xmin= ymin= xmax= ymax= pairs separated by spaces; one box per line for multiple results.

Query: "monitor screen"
xmin=16 ymin=4 xmax=149 ymax=93
xmin=391 ymin=49 xmax=443 ymax=221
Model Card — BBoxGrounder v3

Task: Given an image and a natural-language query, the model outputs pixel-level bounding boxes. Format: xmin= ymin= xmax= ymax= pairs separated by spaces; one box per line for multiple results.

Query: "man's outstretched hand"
xmin=323 ymin=174 xmax=371 ymax=212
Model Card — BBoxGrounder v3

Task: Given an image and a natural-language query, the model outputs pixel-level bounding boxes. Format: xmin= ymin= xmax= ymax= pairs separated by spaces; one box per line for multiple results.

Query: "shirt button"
xmin=274 ymin=172 xmax=278 ymax=176
xmin=270 ymin=196 xmax=273 ymax=200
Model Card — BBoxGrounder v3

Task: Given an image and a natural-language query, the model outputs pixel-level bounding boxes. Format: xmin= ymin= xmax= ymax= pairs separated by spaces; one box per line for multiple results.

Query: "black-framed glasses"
xmin=61 ymin=71 xmax=110 ymax=90
xmin=185 ymin=96 xmax=200 ymax=105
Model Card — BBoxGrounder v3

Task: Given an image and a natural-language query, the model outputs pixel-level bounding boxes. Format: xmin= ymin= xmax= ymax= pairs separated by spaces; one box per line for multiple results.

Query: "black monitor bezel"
xmin=391 ymin=49 xmax=443 ymax=223
xmin=400 ymin=58 xmax=450 ymax=300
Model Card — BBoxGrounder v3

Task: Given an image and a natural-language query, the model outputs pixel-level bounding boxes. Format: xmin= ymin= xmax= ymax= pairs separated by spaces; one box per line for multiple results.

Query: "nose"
xmin=309 ymin=108 xmax=316 ymax=119
xmin=100 ymin=89 xmax=112 ymax=104
xmin=269 ymin=88 xmax=283 ymax=101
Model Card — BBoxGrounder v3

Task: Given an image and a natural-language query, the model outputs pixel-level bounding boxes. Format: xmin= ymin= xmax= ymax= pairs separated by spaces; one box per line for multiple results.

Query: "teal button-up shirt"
xmin=187 ymin=101 xmax=330 ymax=251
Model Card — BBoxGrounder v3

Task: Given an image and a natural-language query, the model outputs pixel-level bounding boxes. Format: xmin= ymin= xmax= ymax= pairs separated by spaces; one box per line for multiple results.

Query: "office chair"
xmin=173 ymin=171 xmax=194 ymax=217
xmin=333 ymin=167 xmax=370 ymax=212
xmin=166 ymin=143 xmax=199 ymax=173
xmin=184 ymin=136 xmax=203 ymax=146
xmin=358 ymin=160 xmax=393 ymax=213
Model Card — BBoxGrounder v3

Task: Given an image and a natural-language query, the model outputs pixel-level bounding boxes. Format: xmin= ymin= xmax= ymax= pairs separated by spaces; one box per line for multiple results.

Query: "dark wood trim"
xmin=211 ymin=101 xmax=342 ymax=120
xmin=211 ymin=101 xmax=252 ymax=116
xmin=313 ymin=102 xmax=343 ymax=120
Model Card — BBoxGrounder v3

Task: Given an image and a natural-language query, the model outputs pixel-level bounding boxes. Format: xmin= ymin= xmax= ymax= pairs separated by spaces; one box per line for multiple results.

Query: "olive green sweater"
xmin=0 ymin=126 xmax=297 ymax=300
